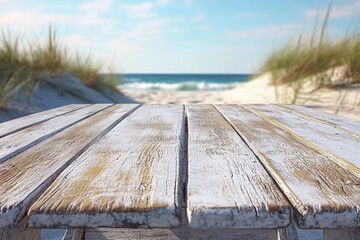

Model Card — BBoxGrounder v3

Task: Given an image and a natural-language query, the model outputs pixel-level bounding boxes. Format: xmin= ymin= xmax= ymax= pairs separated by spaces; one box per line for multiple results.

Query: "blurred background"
xmin=1 ymin=0 xmax=359 ymax=73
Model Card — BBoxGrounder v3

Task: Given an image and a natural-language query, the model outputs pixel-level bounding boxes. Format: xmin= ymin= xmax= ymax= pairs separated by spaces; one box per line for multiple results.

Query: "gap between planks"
xmin=243 ymin=104 xmax=360 ymax=176
xmin=27 ymin=104 xmax=358 ymax=235
xmin=18 ymin=104 xmax=141 ymax=225
xmin=0 ymin=104 xmax=141 ymax=228
xmin=28 ymin=104 xmax=184 ymax=228
xmin=274 ymin=104 xmax=360 ymax=137
xmin=0 ymin=104 xmax=114 ymax=165
xmin=25 ymin=104 xmax=288 ymax=230
xmin=0 ymin=104 xmax=89 ymax=139
xmin=211 ymin=103 xmax=294 ymax=220
xmin=215 ymin=104 xmax=360 ymax=228
xmin=181 ymin=107 xmax=189 ymax=227
xmin=186 ymin=104 xmax=291 ymax=229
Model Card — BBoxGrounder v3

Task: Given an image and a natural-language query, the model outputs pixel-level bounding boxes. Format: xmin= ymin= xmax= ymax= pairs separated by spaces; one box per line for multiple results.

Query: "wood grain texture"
xmin=0 ymin=104 xmax=110 ymax=164
xmin=216 ymin=104 xmax=360 ymax=228
xmin=246 ymin=104 xmax=360 ymax=172
xmin=28 ymin=105 xmax=185 ymax=228
xmin=85 ymin=228 xmax=181 ymax=240
xmin=0 ymin=104 xmax=87 ymax=138
xmin=85 ymin=228 xmax=278 ymax=240
xmin=0 ymin=104 xmax=139 ymax=228
xmin=277 ymin=222 xmax=299 ymax=240
xmin=324 ymin=229 xmax=360 ymax=240
xmin=278 ymin=104 xmax=360 ymax=135
xmin=62 ymin=229 xmax=75 ymax=240
xmin=186 ymin=104 xmax=290 ymax=229
xmin=71 ymin=229 xmax=85 ymax=240
xmin=0 ymin=228 xmax=40 ymax=240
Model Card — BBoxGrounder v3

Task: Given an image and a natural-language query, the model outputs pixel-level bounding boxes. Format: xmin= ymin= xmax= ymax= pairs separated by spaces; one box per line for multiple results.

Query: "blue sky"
xmin=0 ymin=0 xmax=359 ymax=73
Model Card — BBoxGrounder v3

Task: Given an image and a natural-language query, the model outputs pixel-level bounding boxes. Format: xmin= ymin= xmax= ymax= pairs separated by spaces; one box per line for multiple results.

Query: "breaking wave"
xmin=121 ymin=81 xmax=238 ymax=91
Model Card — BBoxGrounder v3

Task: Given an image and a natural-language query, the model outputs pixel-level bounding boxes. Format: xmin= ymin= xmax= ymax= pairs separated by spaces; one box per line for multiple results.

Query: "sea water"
xmin=117 ymin=74 xmax=251 ymax=91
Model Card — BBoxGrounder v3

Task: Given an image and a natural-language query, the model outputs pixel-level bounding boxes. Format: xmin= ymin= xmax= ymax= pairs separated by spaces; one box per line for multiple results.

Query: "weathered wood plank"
xmin=71 ymin=229 xmax=85 ymax=240
xmin=40 ymin=229 xmax=67 ymax=240
xmin=278 ymin=104 xmax=360 ymax=135
xmin=0 ymin=104 xmax=139 ymax=228
xmin=0 ymin=104 xmax=87 ymax=138
xmin=324 ymin=229 xmax=360 ymax=240
xmin=216 ymin=104 xmax=360 ymax=228
xmin=85 ymin=228 xmax=181 ymax=240
xmin=28 ymin=105 xmax=185 ymax=228
xmin=185 ymin=229 xmax=278 ymax=240
xmin=277 ymin=222 xmax=299 ymax=240
xmin=0 ymin=104 xmax=111 ymax=164
xmin=62 ymin=229 xmax=75 ymax=240
xmin=85 ymin=228 xmax=278 ymax=240
xmin=186 ymin=104 xmax=290 ymax=229
xmin=246 ymin=104 xmax=360 ymax=172
xmin=0 ymin=228 xmax=40 ymax=240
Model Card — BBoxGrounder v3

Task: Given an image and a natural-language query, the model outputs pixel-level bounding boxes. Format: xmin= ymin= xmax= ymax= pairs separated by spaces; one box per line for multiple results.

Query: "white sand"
xmin=121 ymin=73 xmax=360 ymax=121
xmin=0 ymin=73 xmax=136 ymax=123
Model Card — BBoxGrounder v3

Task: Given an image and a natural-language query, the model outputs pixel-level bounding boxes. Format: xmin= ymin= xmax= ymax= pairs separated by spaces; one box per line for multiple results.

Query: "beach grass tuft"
xmin=257 ymin=4 xmax=360 ymax=104
xmin=0 ymin=27 xmax=117 ymax=107
xmin=66 ymin=51 xmax=102 ymax=88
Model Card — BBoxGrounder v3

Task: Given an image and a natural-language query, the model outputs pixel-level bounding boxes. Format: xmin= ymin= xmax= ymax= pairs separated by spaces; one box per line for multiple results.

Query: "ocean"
xmin=117 ymin=74 xmax=251 ymax=91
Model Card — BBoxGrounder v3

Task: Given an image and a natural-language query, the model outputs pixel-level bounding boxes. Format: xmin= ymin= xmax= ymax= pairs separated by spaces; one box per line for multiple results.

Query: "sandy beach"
xmin=121 ymin=75 xmax=360 ymax=121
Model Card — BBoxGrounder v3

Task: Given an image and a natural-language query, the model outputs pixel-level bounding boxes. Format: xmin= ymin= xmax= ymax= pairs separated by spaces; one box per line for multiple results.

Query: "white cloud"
xmin=305 ymin=0 xmax=360 ymax=19
xmin=156 ymin=0 xmax=172 ymax=5
xmin=235 ymin=12 xmax=257 ymax=19
xmin=229 ymin=24 xmax=298 ymax=39
xmin=0 ymin=2 xmax=111 ymax=33
xmin=123 ymin=0 xmax=173 ymax=18
xmin=124 ymin=3 xmax=155 ymax=18
xmin=184 ymin=0 xmax=193 ymax=5
xmin=110 ymin=38 xmax=142 ymax=52
xmin=103 ymin=25 xmax=114 ymax=31
xmin=123 ymin=19 xmax=168 ymax=40
xmin=0 ymin=9 xmax=70 ymax=30
xmin=65 ymin=35 xmax=87 ymax=46
xmin=196 ymin=13 xmax=205 ymax=20
xmin=77 ymin=12 xmax=111 ymax=27
xmin=200 ymin=24 xmax=210 ymax=31
xmin=78 ymin=0 xmax=113 ymax=27
xmin=107 ymin=18 xmax=169 ymax=54
xmin=79 ymin=0 xmax=113 ymax=12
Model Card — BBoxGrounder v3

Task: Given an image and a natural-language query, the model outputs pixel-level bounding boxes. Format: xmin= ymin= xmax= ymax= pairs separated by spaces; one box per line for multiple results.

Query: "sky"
xmin=0 ymin=0 xmax=359 ymax=73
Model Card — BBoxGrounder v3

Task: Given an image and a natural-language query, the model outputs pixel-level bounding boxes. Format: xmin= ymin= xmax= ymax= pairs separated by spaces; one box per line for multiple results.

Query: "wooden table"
xmin=0 ymin=104 xmax=359 ymax=240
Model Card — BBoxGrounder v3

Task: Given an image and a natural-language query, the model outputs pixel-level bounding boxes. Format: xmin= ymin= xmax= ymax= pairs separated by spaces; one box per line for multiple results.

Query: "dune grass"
xmin=0 ymin=27 xmax=118 ymax=107
xmin=258 ymin=4 xmax=360 ymax=104
xmin=0 ymin=31 xmax=33 ymax=107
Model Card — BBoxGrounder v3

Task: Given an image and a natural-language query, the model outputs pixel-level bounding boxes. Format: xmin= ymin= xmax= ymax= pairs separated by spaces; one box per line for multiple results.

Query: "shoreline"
xmin=121 ymin=75 xmax=360 ymax=121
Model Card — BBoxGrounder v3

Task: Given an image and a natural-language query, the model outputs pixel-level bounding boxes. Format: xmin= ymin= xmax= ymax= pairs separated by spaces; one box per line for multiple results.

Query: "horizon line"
xmin=100 ymin=72 xmax=254 ymax=75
